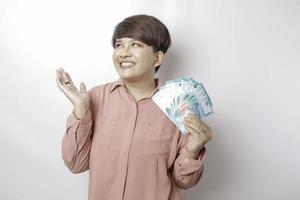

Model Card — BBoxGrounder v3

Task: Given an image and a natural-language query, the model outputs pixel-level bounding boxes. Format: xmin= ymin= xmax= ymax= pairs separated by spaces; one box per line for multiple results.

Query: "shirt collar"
xmin=109 ymin=77 xmax=164 ymax=93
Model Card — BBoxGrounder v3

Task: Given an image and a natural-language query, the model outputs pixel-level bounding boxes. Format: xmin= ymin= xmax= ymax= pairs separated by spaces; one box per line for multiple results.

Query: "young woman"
xmin=56 ymin=14 xmax=213 ymax=200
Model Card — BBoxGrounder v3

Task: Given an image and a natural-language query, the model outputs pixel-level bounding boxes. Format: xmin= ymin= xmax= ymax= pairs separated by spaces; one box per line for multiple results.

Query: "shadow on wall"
xmin=158 ymin=44 xmax=235 ymax=199
xmin=183 ymin=116 xmax=235 ymax=199
xmin=157 ymin=46 xmax=184 ymax=81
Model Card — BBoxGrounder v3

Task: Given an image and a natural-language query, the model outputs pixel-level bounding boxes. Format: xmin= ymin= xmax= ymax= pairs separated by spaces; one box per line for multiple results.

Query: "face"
xmin=112 ymin=37 xmax=163 ymax=82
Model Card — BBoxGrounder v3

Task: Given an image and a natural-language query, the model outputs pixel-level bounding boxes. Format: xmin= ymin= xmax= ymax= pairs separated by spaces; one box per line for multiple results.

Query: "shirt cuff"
xmin=66 ymin=109 xmax=92 ymax=130
xmin=178 ymin=146 xmax=207 ymax=170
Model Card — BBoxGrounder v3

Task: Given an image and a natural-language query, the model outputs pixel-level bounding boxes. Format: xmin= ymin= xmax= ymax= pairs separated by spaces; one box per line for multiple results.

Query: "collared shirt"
xmin=61 ymin=77 xmax=207 ymax=200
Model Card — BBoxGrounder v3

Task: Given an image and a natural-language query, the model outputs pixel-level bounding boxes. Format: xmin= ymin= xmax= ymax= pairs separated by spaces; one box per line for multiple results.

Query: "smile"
xmin=120 ymin=61 xmax=135 ymax=68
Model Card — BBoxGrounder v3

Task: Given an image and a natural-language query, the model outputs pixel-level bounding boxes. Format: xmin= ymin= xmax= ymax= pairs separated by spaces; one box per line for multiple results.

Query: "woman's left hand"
xmin=183 ymin=114 xmax=213 ymax=158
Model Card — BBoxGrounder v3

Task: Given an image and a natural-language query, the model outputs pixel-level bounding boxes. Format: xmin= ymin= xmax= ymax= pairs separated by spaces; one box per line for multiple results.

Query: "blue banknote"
xmin=152 ymin=77 xmax=214 ymax=134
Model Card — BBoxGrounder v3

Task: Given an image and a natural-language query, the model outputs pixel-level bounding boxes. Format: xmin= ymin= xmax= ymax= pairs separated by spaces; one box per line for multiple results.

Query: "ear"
xmin=154 ymin=51 xmax=164 ymax=67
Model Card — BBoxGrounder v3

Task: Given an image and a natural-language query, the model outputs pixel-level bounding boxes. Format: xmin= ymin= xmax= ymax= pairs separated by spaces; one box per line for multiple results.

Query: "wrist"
xmin=186 ymin=145 xmax=205 ymax=159
xmin=73 ymin=107 xmax=90 ymax=119
xmin=186 ymin=147 xmax=200 ymax=159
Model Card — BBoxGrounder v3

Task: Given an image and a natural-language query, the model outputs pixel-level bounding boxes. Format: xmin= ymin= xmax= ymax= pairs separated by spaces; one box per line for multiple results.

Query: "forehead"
xmin=116 ymin=37 xmax=141 ymax=43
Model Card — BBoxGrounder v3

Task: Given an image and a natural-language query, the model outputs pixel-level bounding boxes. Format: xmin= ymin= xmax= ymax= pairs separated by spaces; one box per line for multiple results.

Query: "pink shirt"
xmin=61 ymin=77 xmax=207 ymax=200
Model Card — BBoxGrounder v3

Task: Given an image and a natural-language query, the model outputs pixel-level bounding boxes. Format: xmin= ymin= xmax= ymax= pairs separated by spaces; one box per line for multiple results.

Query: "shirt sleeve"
xmin=61 ymin=87 xmax=98 ymax=174
xmin=171 ymin=133 xmax=207 ymax=190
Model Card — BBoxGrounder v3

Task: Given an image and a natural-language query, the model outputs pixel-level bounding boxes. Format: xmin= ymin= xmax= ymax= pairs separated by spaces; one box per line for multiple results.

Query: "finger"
xmin=56 ymin=69 xmax=75 ymax=92
xmin=56 ymin=76 xmax=63 ymax=88
xmin=185 ymin=122 xmax=212 ymax=143
xmin=60 ymin=67 xmax=66 ymax=72
xmin=58 ymin=67 xmax=66 ymax=77
xmin=178 ymin=102 xmax=188 ymax=110
xmin=65 ymin=73 xmax=74 ymax=85
xmin=184 ymin=119 xmax=207 ymax=135
xmin=61 ymin=71 xmax=71 ymax=84
xmin=184 ymin=122 xmax=200 ymax=136
xmin=56 ymin=72 xmax=69 ymax=93
xmin=59 ymin=68 xmax=74 ymax=86
xmin=184 ymin=121 xmax=203 ymax=134
xmin=57 ymin=68 xmax=66 ymax=80
xmin=56 ymin=77 xmax=69 ymax=95
xmin=184 ymin=116 xmax=201 ymax=128
xmin=80 ymin=82 xmax=87 ymax=92
xmin=185 ymin=115 xmax=210 ymax=130
xmin=56 ymin=70 xmax=65 ymax=86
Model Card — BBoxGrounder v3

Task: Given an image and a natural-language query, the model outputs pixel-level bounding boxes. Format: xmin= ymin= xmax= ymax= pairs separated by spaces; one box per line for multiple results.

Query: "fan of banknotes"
xmin=152 ymin=77 xmax=214 ymax=135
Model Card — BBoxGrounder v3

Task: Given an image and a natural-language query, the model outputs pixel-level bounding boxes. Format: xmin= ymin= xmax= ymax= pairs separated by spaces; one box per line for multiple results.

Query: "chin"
xmin=117 ymin=73 xmax=137 ymax=81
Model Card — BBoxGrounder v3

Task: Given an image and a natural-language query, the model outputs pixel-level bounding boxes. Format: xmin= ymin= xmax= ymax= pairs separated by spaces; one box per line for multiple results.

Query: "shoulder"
xmin=88 ymin=79 xmax=118 ymax=96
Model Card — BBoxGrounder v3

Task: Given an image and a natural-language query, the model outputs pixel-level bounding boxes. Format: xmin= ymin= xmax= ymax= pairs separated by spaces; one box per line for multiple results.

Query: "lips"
xmin=120 ymin=61 xmax=136 ymax=68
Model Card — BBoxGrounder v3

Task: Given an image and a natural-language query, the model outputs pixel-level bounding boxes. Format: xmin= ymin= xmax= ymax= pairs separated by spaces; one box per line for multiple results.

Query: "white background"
xmin=1 ymin=0 xmax=299 ymax=199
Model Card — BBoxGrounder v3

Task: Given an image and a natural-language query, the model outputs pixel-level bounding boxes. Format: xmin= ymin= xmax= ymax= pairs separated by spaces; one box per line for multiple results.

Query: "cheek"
xmin=112 ymin=52 xmax=118 ymax=62
xmin=143 ymin=56 xmax=156 ymax=66
xmin=112 ymin=56 xmax=118 ymax=67
xmin=136 ymin=52 xmax=155 ymax=64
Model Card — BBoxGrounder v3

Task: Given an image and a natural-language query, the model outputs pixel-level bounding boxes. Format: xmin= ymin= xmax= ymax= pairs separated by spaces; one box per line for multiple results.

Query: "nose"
xmin=120 ymin=46 xmax=132 ymax=58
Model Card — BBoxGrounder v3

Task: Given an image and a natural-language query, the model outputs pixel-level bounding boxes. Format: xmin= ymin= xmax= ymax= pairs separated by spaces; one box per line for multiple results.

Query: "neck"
xmin=123 ymin=76 xmax=157 ymax=97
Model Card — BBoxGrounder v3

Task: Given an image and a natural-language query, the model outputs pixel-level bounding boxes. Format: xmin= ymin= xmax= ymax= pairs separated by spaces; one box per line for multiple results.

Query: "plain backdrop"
xmin=1 ymin=0 xmax=299 ymax=199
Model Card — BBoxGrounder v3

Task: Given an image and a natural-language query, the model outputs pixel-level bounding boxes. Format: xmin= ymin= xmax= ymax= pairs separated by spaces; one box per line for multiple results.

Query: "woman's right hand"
xmin=56 ymin=67 xmax=91 ymax=119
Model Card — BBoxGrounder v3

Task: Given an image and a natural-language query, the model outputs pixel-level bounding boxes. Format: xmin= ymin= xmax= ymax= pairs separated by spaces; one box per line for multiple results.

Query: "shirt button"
xmin=185 ymin=158 xmax=189 ymax=163
xmin=180 ymin=177 xmax=184 ymax=181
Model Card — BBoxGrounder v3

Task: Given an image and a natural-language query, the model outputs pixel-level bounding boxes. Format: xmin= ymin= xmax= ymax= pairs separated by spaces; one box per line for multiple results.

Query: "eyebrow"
xmin=115 ymin=39 xmax=135 ymax=43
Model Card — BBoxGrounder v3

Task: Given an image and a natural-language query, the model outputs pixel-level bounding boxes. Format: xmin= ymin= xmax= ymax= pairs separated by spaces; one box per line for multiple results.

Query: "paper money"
xmin=152 ymin=77 xmax=214 ymax=134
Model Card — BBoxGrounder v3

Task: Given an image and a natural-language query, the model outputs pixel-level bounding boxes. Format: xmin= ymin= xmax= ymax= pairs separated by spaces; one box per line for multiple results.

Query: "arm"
xmin=172 ymin=134 xmax=207 ymax=189
xmin=61 ymin=88 xmax=97 ymax=174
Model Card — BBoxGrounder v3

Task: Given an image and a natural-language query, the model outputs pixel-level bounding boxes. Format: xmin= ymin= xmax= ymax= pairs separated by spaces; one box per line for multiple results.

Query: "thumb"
xmin=80 ymin=82 xmax=87 ymax=92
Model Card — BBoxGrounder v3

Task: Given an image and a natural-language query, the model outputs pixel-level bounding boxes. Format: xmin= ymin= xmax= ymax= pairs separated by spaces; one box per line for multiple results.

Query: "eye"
xmin=115 ymin=43 xmax=122 ymax=48
xmin=132 ymin=42 xmax=141 ymax=47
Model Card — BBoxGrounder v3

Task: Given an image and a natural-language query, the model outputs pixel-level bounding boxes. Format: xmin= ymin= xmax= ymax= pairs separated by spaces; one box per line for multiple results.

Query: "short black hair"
xmin=112 ymin=14 xmax=171 ymax=73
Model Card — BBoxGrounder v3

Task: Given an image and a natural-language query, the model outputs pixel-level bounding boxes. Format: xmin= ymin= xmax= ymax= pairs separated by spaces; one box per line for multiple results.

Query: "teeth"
xmin=121 ymin=62 xmax=135 ymax=67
